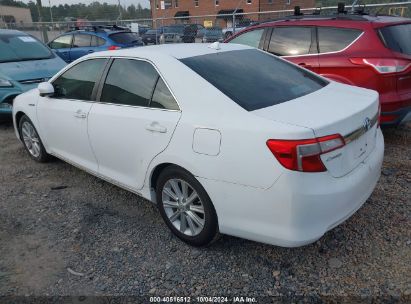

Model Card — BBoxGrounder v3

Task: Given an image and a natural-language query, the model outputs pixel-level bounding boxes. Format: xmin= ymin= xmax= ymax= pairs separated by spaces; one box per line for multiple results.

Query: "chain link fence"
xmin=1 ymin=1 xmax=410 ymax=43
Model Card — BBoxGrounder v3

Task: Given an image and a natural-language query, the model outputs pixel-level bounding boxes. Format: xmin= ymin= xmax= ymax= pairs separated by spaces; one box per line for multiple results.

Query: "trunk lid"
xmin=252 ymin=82 xmax=380 ymax=177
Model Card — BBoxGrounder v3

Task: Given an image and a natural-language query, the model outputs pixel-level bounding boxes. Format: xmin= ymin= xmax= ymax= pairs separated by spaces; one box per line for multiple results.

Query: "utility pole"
xmin=232 ymin=0 xmax=244 ymax=35
xmin=49 ymin=0 xmax=54 ymax=24
xmin=118 ymin=0 xmax=122 ymax=21
xmin=36 ymin=0 xmax=49 ymax=42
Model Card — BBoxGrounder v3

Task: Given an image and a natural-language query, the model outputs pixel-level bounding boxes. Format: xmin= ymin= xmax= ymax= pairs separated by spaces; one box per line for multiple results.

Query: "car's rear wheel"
xmin=156 ymin=166 xmax=219 ymax=246
xmin=19 ymin=115 xmax=49 ymax=162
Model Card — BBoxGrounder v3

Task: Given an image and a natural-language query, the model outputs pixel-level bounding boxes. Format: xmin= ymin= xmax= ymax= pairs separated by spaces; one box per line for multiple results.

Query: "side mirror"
xmin=38 ymin=82 xmax=54 ymax=97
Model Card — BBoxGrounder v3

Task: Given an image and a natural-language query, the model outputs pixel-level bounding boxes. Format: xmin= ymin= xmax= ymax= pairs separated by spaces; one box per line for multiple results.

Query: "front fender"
xmin=12 ymin=89 xmax=40 ymax=140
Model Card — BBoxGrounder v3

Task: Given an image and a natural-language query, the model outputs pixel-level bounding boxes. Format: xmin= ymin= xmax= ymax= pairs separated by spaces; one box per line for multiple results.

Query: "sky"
xmin=22 ymin=0 xmax=150 ymax=8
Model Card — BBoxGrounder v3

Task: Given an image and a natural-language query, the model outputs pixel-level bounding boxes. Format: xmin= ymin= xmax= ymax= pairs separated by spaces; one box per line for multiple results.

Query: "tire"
xmin=18 ymin=115 xmax=50 ymax=162
xmin=156 ymin=166 xmax=219 ymax=247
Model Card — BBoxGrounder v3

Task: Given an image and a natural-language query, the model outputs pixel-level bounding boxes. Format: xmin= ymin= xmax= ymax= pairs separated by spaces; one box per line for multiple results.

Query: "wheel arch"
xmin=15 ymin=111 xmax=26 ymax=139
xmin=150 ymin=162 xmax=195 ymax=192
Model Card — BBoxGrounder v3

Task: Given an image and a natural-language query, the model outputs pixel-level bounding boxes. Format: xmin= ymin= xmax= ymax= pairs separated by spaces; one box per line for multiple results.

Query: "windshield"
xmin=180 ymin=49 xmax=328 ymax=111
xmin=0 ymin=33 xmax=52 ymax=63
xmin=379 ymin=23 xmax=411 ymax=56
xmin=109 ymin=32 xmax=140 ymax=44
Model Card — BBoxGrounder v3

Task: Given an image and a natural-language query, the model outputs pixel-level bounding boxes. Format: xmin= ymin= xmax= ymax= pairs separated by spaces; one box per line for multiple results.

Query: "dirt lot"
xmin=0 ymin=120 xmax=410 ymax=301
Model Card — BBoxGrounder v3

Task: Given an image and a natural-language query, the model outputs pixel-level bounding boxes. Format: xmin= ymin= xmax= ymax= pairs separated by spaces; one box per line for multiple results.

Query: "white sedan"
xmin=12 ymin=43 xmax=384 ymax=247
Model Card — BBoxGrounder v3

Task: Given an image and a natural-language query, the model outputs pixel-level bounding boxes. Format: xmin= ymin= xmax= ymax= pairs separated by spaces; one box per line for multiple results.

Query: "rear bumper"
xmin=380 ymin=92 xmax=411 ymax=125
xmin=198 ymin=128 xmax=384 ymax=247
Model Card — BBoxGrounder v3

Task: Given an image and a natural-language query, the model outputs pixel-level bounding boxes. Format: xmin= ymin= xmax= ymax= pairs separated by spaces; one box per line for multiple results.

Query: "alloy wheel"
xmin=21 ymin=121 xmax=41 ymax=158
xmin=162 ymin=178 xmax=205 ymax=236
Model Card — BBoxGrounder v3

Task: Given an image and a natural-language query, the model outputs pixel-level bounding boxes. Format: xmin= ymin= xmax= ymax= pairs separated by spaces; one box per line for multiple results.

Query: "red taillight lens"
xmin=108 ymin=45 xmax=121 ymax=50
xmin=349 ymin=58 xmax=411 ymax=74
xmin=266 ymin=134 xmax=345 ymax=172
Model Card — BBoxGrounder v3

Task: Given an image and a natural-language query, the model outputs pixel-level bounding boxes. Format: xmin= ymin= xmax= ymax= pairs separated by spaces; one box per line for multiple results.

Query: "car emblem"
xmin=363 ymin=117 xmax=371 ymax=131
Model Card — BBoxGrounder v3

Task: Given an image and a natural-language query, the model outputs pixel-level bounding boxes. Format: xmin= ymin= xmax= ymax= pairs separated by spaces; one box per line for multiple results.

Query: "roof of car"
xmin=258 ymin=13 xmax=411 ymax=26
xmin=64 ymin=29 xmax=130 ymax=36
xmin=87 ymin=43 xmax=252 ymax=60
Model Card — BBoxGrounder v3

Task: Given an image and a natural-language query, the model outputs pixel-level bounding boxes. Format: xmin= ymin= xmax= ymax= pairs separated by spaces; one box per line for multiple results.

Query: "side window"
xmin=52 ymin=59 xmax=107 ymax=100
xmin=229 ymin=28 xmax=264 ymax=48
xmin=268 ymin=27 xmax=313 ymax=56
xmin=73 ymin=34 xmax=91 ymax=47
xmin=91 ymin=35 xmax=106 ymax=47
xmin=151 ymin=78 xmax=179 ymax=110
xmin=49 ymin=35 xmax=72 ymax=49
xmin=101 ymin=59 xmax=158 ymax=107
xmin=318 ymin=27 xmax=362 ymax=53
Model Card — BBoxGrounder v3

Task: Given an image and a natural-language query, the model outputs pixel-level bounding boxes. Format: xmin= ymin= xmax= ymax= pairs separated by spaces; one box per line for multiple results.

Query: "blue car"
xmin=48 ymin=26 xmax=144 ymax=63
xmin=0 ymin=29 xmax=66 ymax=117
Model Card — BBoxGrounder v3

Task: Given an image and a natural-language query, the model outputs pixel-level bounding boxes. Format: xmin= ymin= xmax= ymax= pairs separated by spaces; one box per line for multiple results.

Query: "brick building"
xmin=150 ymin=0 xmax=316 ymax=27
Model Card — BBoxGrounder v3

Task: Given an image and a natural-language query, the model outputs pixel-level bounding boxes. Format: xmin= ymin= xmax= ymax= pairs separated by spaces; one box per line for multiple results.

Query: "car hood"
xmin=0 ymin=55 xmax=66 ymax=82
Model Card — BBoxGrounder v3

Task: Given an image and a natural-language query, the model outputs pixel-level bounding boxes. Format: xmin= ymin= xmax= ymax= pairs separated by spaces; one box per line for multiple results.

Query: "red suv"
xmin=225 ymin=14 xmax=411 ymax=125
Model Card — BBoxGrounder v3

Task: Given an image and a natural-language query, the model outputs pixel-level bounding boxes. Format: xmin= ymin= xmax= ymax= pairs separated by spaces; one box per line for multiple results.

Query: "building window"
xmin=268 ymin=0 xmax=273 ymax=3
xmin=247 ymin=0 xmax=252 ymax=4
xmin=215 ymin=0 xmax=219 ymax=6
xmin=156 ymin=0 xmax=159 ymax=9
xmin=194 ymin=0 xmax=199 ymax=7
xmin=164 ymin=0 xmax=172 ymax=9
xmin=175 ymin=0 xmax=179 ymax=8
xmin=286 ymin=0 xmax=291 ymax=4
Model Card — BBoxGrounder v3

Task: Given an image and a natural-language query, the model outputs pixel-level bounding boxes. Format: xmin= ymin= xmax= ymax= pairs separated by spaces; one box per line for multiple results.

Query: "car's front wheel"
xmin=156 ymin=166 xmax=219 ymax=246
xmin=19 ymin=115 xmax=49 ymax=162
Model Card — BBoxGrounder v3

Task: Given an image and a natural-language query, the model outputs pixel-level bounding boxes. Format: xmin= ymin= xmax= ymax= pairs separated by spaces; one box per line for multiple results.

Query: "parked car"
xmin=226 ymin=14 xmax=411 ymax=126
xmin=160 ymin=25 xmax=185 ymax=44
xmin=202 ymin=27 xmax=223 ymax=43
xmin=183 ymin=24 xmax=206 ymax=43
xmin=13 ymin=44 xmax=383 ymax=247
xmin=0 ymin=29 xmax=66 ymax=117
xmin=48 ymin=26 xmax=143 ymax=63
xmin=142 ymin=29 xmax=162 ymax=45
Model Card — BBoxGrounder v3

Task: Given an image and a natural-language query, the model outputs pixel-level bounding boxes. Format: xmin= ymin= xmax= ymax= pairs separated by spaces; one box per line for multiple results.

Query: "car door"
xmin=70 ymin=34 xmax=92 ymax=61
xmin=48 ymin=34 xmax=73 ymax=62
xmin=37 ymin=58 xmax=108 ymax=172
xmin=265 ymin=26 xmax=320 ymax=73
xmin=87 ymin=58 xmax=181 ymax=191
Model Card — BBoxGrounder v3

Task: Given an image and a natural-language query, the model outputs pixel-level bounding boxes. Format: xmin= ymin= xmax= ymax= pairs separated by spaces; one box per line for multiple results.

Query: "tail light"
xmin=108 ymin=45 xmax=121 ymax=50
xmin=266 ymin=134 xmax=345 ymax=172
xmin=349 ymin=58 xmax=411 ymax=74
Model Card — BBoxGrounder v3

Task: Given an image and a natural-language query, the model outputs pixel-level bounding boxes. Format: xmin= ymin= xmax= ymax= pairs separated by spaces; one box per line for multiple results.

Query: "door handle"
xmin=74 ymin=109 xmax=87 ymax=119
xmin=145 ymin=122 xmax=167 ymax=133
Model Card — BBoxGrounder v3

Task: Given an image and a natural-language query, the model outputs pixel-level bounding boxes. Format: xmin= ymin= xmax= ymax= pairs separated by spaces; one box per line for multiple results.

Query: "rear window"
xmin=379 ymin=24 xmax=411 ymax=56
xmin=109 ymin=32 xmax=139 ymax=44
xmin=180 ymin=49 xmax=327 ymax=111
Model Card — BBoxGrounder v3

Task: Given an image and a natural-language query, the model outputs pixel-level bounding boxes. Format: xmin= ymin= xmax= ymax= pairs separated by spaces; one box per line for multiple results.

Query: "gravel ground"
xmin=0 ymin=120 xmax=410 ymax=301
